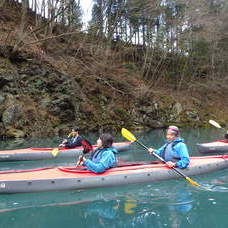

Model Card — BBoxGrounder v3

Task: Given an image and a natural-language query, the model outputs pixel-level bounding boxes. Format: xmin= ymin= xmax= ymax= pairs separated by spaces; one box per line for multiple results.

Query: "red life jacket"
xmin=81 ymin=139 xmax=93 ymax=154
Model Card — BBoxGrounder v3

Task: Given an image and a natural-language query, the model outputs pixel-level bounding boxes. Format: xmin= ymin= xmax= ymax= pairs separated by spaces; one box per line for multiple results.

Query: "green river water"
xmin=0 ymin=127 xmax=228 ymax=228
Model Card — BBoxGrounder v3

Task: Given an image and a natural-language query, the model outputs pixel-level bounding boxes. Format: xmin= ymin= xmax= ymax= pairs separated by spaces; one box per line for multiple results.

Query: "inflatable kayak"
xmin=0 ymin=155 xmax=228 ymax=194
xmin=0 ymin=142 xmax=131 ymax=161
xmin=196 ymin=140 xmax=228 ymax=154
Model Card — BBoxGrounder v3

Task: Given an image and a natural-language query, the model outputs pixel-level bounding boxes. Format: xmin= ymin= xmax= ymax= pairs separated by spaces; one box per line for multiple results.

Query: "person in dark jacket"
xmin=148 ymin=126 xmax=190 ymax=169
xmin=59 ymin=128 xmax=83 ymax=148
xmin=77 ymin=133 xmax=118 ymax=173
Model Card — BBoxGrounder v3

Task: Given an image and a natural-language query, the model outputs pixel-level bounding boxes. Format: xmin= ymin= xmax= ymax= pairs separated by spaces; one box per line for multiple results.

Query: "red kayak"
xmin=196 ymin=140 xmax=228 ymax=154
xmin=0 ymin=155 xmax=227 ymax=194
xmin=0 ymin=141 xmax=131 ymax=161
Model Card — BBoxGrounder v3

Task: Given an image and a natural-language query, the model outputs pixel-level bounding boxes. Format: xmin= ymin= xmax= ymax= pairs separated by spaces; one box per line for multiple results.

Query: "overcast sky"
xmin=17 ymin=0 xmax=93 ymax=27
xmin=80 ymin=0 xmax=93 ymax=25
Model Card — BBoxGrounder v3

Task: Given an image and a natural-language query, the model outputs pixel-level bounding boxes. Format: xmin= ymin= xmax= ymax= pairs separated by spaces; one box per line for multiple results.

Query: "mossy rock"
xmin=5 ymin=128 xmax=25 ymax=138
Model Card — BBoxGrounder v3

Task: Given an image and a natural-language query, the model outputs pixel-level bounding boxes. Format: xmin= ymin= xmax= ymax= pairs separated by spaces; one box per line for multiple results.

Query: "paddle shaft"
xmin=135 ymin=140 xmax=189 ymax=179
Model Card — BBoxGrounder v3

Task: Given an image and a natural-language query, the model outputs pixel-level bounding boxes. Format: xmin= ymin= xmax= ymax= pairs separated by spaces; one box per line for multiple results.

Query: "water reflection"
xmin=83 ymin=186 xmax=195 ymax=227
xmin=1 ymin=179 xmax=228 ymax=227
xmin=199 ymin=172 xmax=228 ymax=192
xmin=0 ymin=182 xmax=196 ymax=227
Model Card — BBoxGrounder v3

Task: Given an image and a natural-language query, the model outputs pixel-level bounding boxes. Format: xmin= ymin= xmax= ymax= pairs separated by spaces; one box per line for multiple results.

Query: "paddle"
xmin=209 ymin=120 xmax=223 ymax=129
xmin=52 ymin=131 xmax=75 ymax=157
xmin=121 ymin=128 xmax=200 ymax=187
xmin=51 ymin=131 xmax=77 ymax=157
xmin=51 ymin=148 xmax=59 ymax=157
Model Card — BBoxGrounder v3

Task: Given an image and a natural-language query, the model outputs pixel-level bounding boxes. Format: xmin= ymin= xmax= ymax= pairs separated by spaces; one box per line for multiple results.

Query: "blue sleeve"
xmin=175 ymin=143 xmax=190 ymax=169
xmin=84 ymin=151 xmax=116 ymax=173
xmin=154 ymin=144 xmax=166 ymax=157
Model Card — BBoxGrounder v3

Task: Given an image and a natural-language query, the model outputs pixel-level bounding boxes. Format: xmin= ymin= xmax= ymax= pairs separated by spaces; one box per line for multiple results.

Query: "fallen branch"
xmin=24 ymin=31 xmax=80 ymax=46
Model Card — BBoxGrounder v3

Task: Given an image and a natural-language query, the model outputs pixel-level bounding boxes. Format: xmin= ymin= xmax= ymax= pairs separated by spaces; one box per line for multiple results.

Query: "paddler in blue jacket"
xmin=148 ymin=126 xmax=190 ymax=169
xmin=77 ymin=133 xmax=118 ymax=173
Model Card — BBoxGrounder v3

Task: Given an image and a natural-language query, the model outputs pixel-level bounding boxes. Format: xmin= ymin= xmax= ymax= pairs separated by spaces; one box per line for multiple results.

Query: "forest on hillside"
xmin=0 ymin=0 xmax=228 ymax=137
xmin=5 ymin=0 xmax=228 ymax=88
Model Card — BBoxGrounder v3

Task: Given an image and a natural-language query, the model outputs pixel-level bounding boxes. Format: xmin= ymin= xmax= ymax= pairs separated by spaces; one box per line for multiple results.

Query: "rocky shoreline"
xmin=0 ymin=52 xmax=210 ymax=138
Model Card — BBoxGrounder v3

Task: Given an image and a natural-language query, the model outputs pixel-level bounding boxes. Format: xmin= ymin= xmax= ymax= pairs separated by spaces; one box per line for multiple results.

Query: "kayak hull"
xmin=0 ymin=155 xmax=228 ymax=194
xmin=197 ymin=141 xmax=228 ymax=154
xmin=0 ymin=142 xmax=131 ymax=162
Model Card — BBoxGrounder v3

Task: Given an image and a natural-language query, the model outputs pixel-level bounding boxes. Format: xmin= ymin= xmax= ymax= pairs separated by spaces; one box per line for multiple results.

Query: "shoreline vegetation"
xmin=0 ymin=0 xmax=228 ymax=138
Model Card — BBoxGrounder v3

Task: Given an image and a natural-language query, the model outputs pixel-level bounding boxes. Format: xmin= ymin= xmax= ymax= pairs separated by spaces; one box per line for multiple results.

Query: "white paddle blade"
xmin=209 ymin=120 xmax=222 ymax=129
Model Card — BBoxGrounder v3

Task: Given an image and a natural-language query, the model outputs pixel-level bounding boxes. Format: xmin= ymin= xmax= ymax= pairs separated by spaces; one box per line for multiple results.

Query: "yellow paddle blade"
xmin=124 ymin=199 xmax=137 ymax=214
xmin=209 ymin=120 xmax=222 ymax=129
xmin=51 ymin=148 xmax=59 ymax=157
xmin=185 ymin=177 xmax=200 ymax=187
xmin=121 ymin=128 xmax=136 ymax=142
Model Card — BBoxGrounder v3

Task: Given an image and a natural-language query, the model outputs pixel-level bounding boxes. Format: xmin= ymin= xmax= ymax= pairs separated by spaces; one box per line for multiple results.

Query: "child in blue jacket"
xmin=78 ymin=133 xmax=118 ymax=173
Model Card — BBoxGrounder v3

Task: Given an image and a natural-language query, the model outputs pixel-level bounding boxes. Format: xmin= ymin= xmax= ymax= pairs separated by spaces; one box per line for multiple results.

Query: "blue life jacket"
xmin=154 ymin=138 xmax=190 ymax=168
xmin=161 ymin=141 xmax=181 ymax=162
xmin=84 ymin=146 xmax=118 ymax=173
